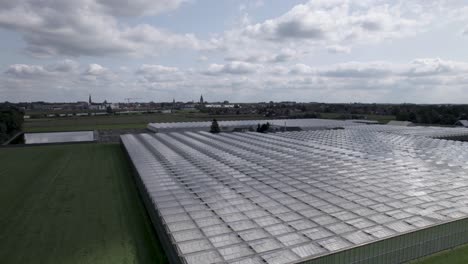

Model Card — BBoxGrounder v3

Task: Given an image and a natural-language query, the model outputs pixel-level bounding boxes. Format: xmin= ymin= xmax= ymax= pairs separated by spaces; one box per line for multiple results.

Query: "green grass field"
xmin=0 ymin=143 xmax=166 ymax=264
xmin=23 ymin=112 xmax=267 ymax=132
xmin=23 ymin=112 xmax=395 ymax=133
xmin=412 ymin=244 xmax=468 ymax=264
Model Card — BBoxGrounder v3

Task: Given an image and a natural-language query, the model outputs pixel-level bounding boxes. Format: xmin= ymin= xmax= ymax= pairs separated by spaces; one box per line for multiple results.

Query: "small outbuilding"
xmin=455 ymin=120 xmax=468 ymax=127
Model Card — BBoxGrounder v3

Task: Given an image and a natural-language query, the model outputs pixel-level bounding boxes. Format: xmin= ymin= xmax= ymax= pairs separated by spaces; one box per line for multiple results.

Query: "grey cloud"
xmin=320 ymin=63 xmax=392 ymax=78
xmin=275 ymin=21 xmax=325 ymax=39
xmin=96 ymin=0 xmax=185 ymax=16
xmin=45 ymin=60 xmax=80 ymax=73
xmin=360 ymin=20 xmax=383 ymax=31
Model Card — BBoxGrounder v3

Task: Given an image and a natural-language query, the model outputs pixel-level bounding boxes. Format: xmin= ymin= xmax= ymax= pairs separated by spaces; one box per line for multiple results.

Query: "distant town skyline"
xmin=1 ymin=0 xmax=468 ymax=103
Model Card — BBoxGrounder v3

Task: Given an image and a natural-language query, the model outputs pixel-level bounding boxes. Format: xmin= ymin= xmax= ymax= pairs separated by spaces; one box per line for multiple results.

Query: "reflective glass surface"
xmin=122 ymin=129 xmax=468 ymax=263
xmin=24 ymin=131 xmax=95 ymax=144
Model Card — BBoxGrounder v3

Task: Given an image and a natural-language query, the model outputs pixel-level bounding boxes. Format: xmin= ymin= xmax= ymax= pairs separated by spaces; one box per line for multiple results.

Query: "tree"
xmin=106 ymin=106 xmax=113 ymax=114
xmin=210 ymin=119 xmax=220 ymax=133
xmin=0 ymin=106 xmax=24 ymax=143
xmin=256 ymin=122 xmax=270 ymax=133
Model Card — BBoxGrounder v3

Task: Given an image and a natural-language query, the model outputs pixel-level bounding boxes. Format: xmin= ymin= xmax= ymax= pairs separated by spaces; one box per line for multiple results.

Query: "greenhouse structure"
xmin=121 ymin=128 xmax=468 ymax=264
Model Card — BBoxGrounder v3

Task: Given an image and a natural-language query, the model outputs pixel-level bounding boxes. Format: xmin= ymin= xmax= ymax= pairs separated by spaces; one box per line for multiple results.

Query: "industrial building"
xmin=121 ymin=126 xmax=468 ymax=264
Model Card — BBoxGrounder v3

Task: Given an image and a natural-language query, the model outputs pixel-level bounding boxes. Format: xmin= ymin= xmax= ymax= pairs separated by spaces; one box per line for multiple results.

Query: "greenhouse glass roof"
xmin=122 ymin=130 xmax=468 ymax=264
xmin=147 ymin=118 xmax=360 ymax=132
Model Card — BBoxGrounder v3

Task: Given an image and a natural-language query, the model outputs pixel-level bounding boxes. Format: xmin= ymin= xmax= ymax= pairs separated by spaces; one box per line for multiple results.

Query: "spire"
xmin=89 ymin=94 xmax=92 ymax=104
xmin=200 ymin=94 xmax=204 ymax=104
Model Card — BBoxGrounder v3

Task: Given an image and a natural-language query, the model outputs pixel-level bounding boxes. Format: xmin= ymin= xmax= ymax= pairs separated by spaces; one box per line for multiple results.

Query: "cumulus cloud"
xmin=241 ymin=1 xmax=427 ymax=44
xmin=0 ymin=0 xmax=208 ymax=57
xmin=5 ymin=64 xmax=48 ymax=78
xmin=2 ymin=60 xmax=129 ymax=101
xmin=5 ymin=60 xmax=81 ymax=78
xmin=81 ymin=63 xmax=118 ymax=82
xmin=136 ymin=64 xmax=185 ymax=83
xmin=218 ymin=0 xmax=463 ymax=63
xmin=85 ymin=64 xmax=109 ymax=76
xmin=202 ymin=61 xmax=262 ymax=75
xmin=3 ymin=58 xmax=468 ymax=103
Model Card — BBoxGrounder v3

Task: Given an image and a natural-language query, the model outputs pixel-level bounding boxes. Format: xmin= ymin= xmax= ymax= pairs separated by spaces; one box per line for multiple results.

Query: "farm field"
xmin=0 ymin=143 xmax=166 ymax=264
xmin=23 ymin=112 xmax=395 ymax=133
xmin=23 ymin=112 xmax=267 ymax=132
xmin=319 ymin=112 xmax=396 ymax=123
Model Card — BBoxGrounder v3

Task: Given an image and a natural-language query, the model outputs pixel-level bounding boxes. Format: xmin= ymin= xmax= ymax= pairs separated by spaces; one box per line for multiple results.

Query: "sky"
xmin=1 ymin=0 xmax=468 ymax=103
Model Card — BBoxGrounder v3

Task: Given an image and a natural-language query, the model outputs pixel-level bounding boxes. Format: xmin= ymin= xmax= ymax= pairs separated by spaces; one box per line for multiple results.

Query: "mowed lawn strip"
xmin=0 ymin=144 xmax=167 ymax=264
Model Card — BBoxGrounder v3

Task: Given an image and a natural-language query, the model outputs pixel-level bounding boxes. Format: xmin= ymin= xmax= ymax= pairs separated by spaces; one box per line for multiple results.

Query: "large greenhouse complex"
xmin=121 ymin=120 xmax=468 ymax=264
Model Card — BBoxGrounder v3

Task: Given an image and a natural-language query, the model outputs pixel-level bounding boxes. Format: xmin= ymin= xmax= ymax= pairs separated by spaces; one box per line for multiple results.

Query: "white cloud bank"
xmin=3 ymin=58 xmax=468 ymax=103
xmin=1 ymin=0 xmax=468 ymax=103
xmin=0 ymin=0 xmax=211 ymax=57
xmin=219 ymin=0 xmax=466 ymax=62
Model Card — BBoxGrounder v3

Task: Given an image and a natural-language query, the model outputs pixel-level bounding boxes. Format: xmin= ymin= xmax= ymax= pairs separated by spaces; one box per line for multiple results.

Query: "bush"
xmin=210 ymin=119 xmax=220 ymax=133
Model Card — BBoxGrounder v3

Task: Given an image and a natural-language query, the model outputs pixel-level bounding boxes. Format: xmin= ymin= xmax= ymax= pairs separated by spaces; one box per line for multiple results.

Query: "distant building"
xmin=200 ymin=95 xmax=204 ymax=104
xmin=183 ymin=104 xmax=197 ymax=110
xmin=87 ymin=94 xmax=108 ymax=111
xmin=280 ymin=101 xmax=297 ymax=106
xmin=347 ymin=119 xmax=379 ymax=125
xmin=387 ymin=120 xmax=414 ymax=126
xmin=205 ymin=104 xmax=235 ymax=108
xmin=455 ymin=120 xmax=468 ymax=127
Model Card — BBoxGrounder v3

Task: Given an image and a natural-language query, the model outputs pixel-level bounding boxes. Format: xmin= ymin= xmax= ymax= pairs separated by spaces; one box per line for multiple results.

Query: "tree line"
xmin=0 ymin=105 xmax=24 ymax=143
xmin=393 ymin=105 xmax=468 ymax=125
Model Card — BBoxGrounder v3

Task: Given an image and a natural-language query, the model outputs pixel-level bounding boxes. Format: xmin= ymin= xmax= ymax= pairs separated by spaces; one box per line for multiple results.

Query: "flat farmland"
xmin=0 ymin=143 xmax=166 ymax=264
xmin=23 ymin=112 xmax=267 ymax=132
